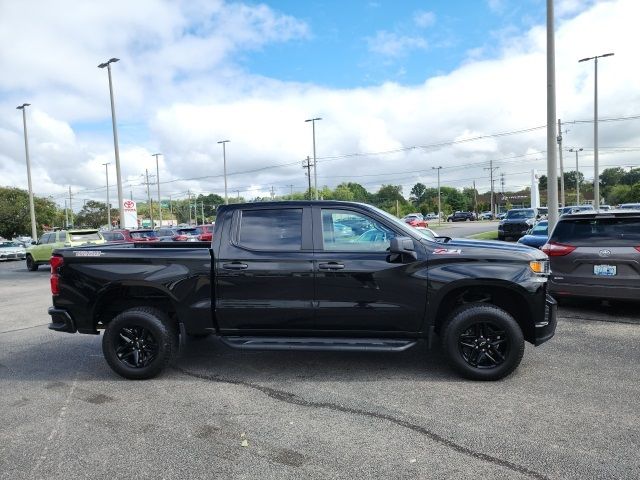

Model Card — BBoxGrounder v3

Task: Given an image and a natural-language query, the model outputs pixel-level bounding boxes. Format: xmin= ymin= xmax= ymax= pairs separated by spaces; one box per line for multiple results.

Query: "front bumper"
xmin=534 ymin=294 xmax=557 ymax=346
xmin=48 ymin=307 xmax=77 ymax=333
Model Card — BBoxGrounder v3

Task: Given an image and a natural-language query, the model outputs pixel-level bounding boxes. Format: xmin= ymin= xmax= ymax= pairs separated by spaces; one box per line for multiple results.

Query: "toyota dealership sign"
xmin=122 ymin=199 xmax=138 ymax=229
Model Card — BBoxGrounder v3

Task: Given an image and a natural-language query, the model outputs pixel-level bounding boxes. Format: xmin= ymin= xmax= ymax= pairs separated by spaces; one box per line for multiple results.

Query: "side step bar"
xmin=219 ymin=336 xmax=417 ymax=352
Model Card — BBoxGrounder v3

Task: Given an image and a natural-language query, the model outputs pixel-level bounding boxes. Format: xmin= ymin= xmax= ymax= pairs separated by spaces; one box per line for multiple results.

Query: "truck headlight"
xmin=529 ymin=260 xmax=550 ymax=275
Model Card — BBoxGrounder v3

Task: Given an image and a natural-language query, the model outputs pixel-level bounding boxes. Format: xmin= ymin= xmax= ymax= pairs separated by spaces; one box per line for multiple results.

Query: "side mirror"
xmin=389 ymin=236 xmax=417 ymax=262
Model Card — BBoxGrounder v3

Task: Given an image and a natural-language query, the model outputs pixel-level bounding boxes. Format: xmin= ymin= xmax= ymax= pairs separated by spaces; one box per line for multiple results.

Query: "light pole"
xmin=432 ymin=166 xmax=442 ymax=225
xmin=579 ymin=52 xmax=614 ymax=210
xmin=152 ymin=153 xmax=162 ymax=227
xmin=98 ymin=57 xmax=124 ymax=225
xmin=217 ymin=140 xmax=230 ymax=205
xmin=16 ymin=103 xmax=37 ymax=240
xmin=305 ymin=117 xmax=322 ymax=200
xmin=545 ymin=0 xmax=559 ymax=231
xmin=569 ymin=148 xmax=583 ymax=205
xmin=102 ymin=162 xmax=111 ymax=228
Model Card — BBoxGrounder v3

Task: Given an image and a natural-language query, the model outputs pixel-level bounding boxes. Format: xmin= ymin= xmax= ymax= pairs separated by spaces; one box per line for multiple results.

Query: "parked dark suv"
xmin=542 ymin=211 xmax=640 ymax=301
xmin=447 ymin=211 xmax=476 ymax=222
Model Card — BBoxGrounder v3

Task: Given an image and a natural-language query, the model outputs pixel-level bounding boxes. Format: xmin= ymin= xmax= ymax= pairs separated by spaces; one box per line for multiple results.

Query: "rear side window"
xmin=238 ymin=209 xmax=302 ymax=251
xmin=552 ymin=217 xmax=640 ymax=246
xmin=69 ymin=232 xmax=101 ymax=242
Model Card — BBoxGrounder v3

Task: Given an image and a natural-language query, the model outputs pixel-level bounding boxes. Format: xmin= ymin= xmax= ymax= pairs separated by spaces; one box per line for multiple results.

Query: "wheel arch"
xmin=92 ymin=283 xmax=180 ymax=332
xmin=431 ymin=280 xmax=535 ymax=343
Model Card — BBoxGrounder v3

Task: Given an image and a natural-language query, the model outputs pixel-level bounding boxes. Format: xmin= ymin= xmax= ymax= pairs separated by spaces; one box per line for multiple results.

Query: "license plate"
xmin=594 ymin=265 xmax=616 ymax=276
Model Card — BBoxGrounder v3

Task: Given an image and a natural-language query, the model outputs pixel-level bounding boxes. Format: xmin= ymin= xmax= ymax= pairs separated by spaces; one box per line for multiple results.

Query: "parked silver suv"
xmin=542 ymin=211 xmax=640 ymax=301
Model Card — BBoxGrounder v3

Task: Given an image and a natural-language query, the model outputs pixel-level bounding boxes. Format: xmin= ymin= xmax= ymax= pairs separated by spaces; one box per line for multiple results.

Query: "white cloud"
xmin=366 ymin=31 xmax=428 ymax=58
xmin=414 ymin=11 xmax=436 ymax=28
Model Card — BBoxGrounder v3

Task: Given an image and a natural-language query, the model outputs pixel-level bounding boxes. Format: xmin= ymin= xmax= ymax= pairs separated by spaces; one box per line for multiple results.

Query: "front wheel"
xmin=441 ymin=304 xmax=524 ymax=381
xmin=102 ymin=307 xmax=178 ymax=380
xmin=26 ymin=255 xmax=38 ymax=271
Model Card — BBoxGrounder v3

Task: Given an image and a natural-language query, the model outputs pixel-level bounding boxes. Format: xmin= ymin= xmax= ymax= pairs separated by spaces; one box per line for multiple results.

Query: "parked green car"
xmin=26 ymin=229 xmax=106 ymax=271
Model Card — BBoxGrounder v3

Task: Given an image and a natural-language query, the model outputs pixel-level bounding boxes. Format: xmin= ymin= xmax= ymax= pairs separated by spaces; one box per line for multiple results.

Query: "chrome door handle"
xmin=318 ymin=262 xmax=345 ymax=270
xmin=222 ymin=262 xmax=248 ymax=270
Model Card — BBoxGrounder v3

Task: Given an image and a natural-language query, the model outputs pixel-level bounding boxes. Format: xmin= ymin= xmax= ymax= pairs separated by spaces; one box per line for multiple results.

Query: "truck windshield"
xmin=506 ymin=210 xmax=535 ymax=220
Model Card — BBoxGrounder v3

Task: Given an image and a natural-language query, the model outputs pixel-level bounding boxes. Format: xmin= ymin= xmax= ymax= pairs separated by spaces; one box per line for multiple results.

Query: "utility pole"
xmin=569 ymin=148 xmax=583 ymax=205
xmin=546 ymin=0 xmax=559 ymax=230
xmin=98 ymin=58 xmax=124 ymax=222
xmin=68 ymin=186 xmax=73 ymax=227
xmin=287 ymin=184 xmax=294 ymax=196
xmin=432 ymin=166 xmax=442 ymax=225
xmin=557 ymin=119 xmax=565 ymax=207
xmin=484 ymin=160 xmax=499 ymax=216
xmin=472 ymin=180 xmax=478 ymax=215
xmin=500 ymin=173 xmax=506 ymax=214
xmin=102 ymin=162 xmax=111 ymax=228
xmin=201 ymin=201 xmax=205 ymax=224
xmin=305 ymin=117 xmax=322 ymax=200
xmin=143 ymin=169 xmax=155 ymax=227
xmin=187 ymin=190 xmax=192 ymax=225
xmin=16 ymin=103 xmax=37 ymax=240
xmin=270 ymin=186 xmax=275 ymax=201
xmin=236 ymin=190 xmax=240 ymax=201
xmin=169 ymin=195 xmax=173 ymax=218
xmin=152 ymin=153 xmax=162 ymax=227
xmin=64 ymin=199 xmax=69 ymax=228
xmin=217 ymin=140 xmax=230 ymax=205
xmin=302 ymin=156 xmax=313 ymax=200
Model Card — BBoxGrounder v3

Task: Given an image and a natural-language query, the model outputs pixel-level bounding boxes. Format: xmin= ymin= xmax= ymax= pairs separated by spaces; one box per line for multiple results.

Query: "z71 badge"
xmin=433 ymin=248 xmax=462 ymax=255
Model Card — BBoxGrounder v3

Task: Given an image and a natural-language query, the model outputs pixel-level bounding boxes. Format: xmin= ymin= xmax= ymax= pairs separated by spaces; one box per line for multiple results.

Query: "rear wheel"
xmin=441 ymin=303 xmax=524 ymax=381
xmin=26 ymin=255 xmax=38 ymax=271
xmin=102 ymin=307 xmax=178 ymax=380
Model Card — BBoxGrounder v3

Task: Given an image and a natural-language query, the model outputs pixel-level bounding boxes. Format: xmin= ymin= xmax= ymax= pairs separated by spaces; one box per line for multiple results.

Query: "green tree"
xmin=333 ymin=183 xmax=355 ymax=201
xmin=74 ymin=200 xmax=112 ymax=228
xmin=374 ymin=184 xmax=406 ymax=214
xmin=409 ymin=183 xmax=427 ymax=206
xmin=607 ymin=184 xmax=632 ymax=205
xmin=0 ymin=187 xmax=62 ymax=238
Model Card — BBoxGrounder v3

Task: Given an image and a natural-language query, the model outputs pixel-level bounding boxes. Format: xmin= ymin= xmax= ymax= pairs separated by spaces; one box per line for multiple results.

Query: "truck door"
xmin=312 ymin=206 xmax=427 ymax=334
xmin=215 ymin=206 xmax=316 ymax=334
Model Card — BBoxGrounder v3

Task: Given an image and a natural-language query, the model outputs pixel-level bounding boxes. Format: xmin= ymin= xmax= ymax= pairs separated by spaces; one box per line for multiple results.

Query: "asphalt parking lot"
xmin=1 ymin=259 xmax=639 ymax=480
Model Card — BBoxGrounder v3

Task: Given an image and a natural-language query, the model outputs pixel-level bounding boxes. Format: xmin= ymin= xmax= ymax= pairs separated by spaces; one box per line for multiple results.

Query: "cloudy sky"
xmin=1 ymin=0 xmax=639 ymax=208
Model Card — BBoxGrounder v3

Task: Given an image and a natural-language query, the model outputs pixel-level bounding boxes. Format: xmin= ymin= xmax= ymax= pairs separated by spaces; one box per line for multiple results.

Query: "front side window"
xmin=238 ymin=209 xmax=302 ymax=251
xmin=322 ymin=209 xmax=396 ymax=251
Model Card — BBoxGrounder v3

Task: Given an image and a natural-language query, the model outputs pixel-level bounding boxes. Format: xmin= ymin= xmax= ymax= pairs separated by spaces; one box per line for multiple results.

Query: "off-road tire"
xmin=102 ymin=307 xmax=178 ymax=380
xmin=441 ymin=303 xmax=524 ymax=381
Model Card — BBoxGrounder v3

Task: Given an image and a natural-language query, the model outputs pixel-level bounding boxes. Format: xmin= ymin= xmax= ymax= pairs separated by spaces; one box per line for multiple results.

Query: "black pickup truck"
xmin=47 ymin=201 xmax=556 ymax=381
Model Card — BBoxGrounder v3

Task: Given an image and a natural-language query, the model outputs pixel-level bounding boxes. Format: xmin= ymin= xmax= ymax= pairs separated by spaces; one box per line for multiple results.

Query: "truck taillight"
xmin=635 ymin=247 xmax=640 ymax=253
xmin=50 ymin=255 xmax=64 ymax=295
xmin=541 ymin=242 xmax=576 ymax=257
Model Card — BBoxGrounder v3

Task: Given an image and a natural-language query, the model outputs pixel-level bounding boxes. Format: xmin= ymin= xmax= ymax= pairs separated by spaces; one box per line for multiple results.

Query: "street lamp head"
xmin=98 ymin=58 xmax=120 ymax=68
xmin=578 ymin=56 xmax=593 ymax=63
xmin=16 ymin=103 xmax=30 ymax=110
xmin=217 ymin=140 xmax=230 ymax=144
xmin=601 ymin=52 xmax=615 ymax=58
xmin=305 ymin=117 xmax=322 ymax=122
xmin=152 ymin=153 xmax=162 ymax=157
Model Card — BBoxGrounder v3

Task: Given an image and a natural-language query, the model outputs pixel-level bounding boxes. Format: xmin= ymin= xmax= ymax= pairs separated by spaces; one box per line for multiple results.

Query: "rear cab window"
xmin=552 ymin=217 xmax=640 ymax=246
xmin=237 ymin=209 xmax=303 ymax=251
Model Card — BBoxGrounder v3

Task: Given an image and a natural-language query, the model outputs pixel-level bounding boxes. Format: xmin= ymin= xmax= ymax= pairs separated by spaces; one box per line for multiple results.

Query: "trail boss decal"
xmin=433 ymin=248 xmax=462 ymax=255
xmin=73 ymin=251 xmax=105 ymax=257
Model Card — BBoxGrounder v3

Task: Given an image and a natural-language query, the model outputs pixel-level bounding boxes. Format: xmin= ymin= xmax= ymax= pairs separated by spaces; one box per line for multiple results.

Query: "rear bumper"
xmin=534 ymin=294 xmax=557 ymax=346
xmin=48 ymin=307 xmax=77 ymax=333
xmin=549 ymin=279 xmax=640 ymax=301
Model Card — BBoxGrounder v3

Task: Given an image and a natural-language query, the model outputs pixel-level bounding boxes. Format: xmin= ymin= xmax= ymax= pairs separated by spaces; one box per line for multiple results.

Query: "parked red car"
xmin=102 ymin=229 xmax=159 ymax=243
xmin=197 ymin=224 xmax=215 ymax=241
xmin=401 ymin=214 xmax=429 ymax=228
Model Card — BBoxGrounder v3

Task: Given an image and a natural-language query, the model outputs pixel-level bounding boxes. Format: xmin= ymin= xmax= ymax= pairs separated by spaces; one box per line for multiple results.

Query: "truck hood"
xmin=428 ymin=237 xmax=547 ymax=260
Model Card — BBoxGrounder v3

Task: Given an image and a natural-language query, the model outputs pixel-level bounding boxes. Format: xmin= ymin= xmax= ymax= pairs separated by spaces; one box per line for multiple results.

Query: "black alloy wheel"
xmin=102 ymin=307 xmax=178 ymax=380
xmin=458 ymin=322 xmax=508 ymax=369
xmin=441 ymin=303 xmax=524 ymax=381
xmin=114 ymin=326 xmax=159 ymax=368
